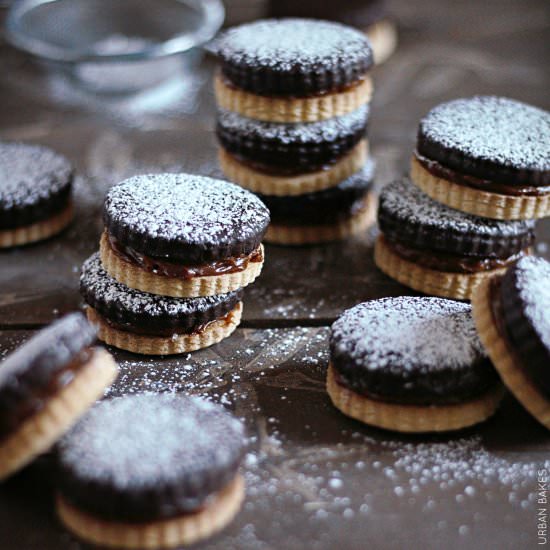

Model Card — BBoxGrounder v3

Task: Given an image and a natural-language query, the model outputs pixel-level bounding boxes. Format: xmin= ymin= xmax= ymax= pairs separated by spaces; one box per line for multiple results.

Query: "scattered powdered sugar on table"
xmin=419 ymin=96 xmax=550 ymax=171
xmin=330 ymin=296 xmax=486 ymax=371
xmin=217 ymin=105 xmax=369 ymax=145
xmin=0 ymin=142 xmax=73 ymax=208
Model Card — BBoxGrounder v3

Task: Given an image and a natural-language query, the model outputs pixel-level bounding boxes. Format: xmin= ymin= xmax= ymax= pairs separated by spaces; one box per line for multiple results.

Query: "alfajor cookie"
xmin=328 ymin=297 xmax=504 ymax=433
xmin=374 ymin=179 xmax=535 ymax=300
xmin=55 ymin=393 xmax=246 ymax=548
xmin=0 ymin=313 xmax=117 ymax=481
xmin=0 ymin=142 xmax=74 ymax=248
xmin=411 ymin=96 xmax=550 ymax=220
xmin=81 ymin=253 xmax=243 ymax=355
xmin=101 ymin=173 xmax=269 ymax=298
xmin=472 ymin=256 xmax=550 ymax=430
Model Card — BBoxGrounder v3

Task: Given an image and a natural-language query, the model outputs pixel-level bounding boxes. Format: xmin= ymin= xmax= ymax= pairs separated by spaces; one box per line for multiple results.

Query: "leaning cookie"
xmin=0 ymin=142 xmax=74 ymax=248
xmin=472 ymin=256 xmax=550 ymax=430
xmin=81 ymin=253 xmax=243 ymax=355
xmin=411 ymin=96 xmax=550 ymax=220
xmin=55 ymin=394 xmax=246 ymax=549
xmin=374 ymin=179 xmax=535 ymax=300
xmin=101 ymin=173 xmax=269 ymax=298
xmin=328 ymin=297 xmax=504 ymax=433
xmin=261 ymin=161 xmax=376 ymax=245
xmin=214 ymin=18 xmax=373 ymax=122
xmin=0 ymin=313 xmax=117 ymax=481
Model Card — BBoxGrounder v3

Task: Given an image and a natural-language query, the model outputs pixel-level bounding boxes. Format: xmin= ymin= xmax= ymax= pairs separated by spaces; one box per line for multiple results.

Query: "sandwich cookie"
xmin=0 ymin=142 xmax=74 ymax=248
xmin=81 ymin=253 xmax=243 ymax=355
xmin=260 ymin=161 xmax=376 ymax=245
xmin=472 ymin=256 xmax=550 ymax=430
xmin=56 ymin=394 xmax=246 ymax=548
xmin=101 ymin=173 xmax=269 ymax=298
xmin=328 ymin=297 xmax=504 ymax=433
xmin=214 ymin=18 xmax=374 ymax=123
xmin=374 ymin=179 xmax=535 ymax=300
xmin=411 ymin=96 xmax=550 ymax=220
xmin=0 ymin=313 xmax=117 ymax=481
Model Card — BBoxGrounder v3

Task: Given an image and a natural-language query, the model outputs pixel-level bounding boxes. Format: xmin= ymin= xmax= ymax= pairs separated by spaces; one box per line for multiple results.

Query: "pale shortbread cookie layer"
xmin=56 ymin=475 xmax=245 ymax=549
xmin=215 ymin=73 xmax=373 ymax=123
xmin=472 ymin=279 xmax=550 ymax=430
xmin=219 ymin=140 xmax=368 ymax=197
xmin=100 ymin=232 xmax=264 ymax=298
xmin=265 ymin=195 xmax=376 ymax=245
xmin=365 ymin=19 xmax=398 ymax=65
xmin=87 ymin=302 xmax=243 ymax=355
xmin=411 ymin=156 xmax=550 ymax=220
xmin=327 ymin=364 xmax=504 ymax=433
xmin=0 ymin=203 xmax=73 ymax=248
xmin=0 ymin=348 xmax=117 ymax=481
xmin=374 ymin=235 xmax=509 ymax=301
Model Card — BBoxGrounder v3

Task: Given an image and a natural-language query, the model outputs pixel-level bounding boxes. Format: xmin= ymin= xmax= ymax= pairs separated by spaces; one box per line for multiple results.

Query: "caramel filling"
xmin=0 ymin=348 xmax=93 ymax=441
xmin=415 ymin=151 xmax=550 ymax=197
xmin=384 ymin=235 xmax=527 ymax=274
xmin=108 ymin=233 xmax=263 ymax=280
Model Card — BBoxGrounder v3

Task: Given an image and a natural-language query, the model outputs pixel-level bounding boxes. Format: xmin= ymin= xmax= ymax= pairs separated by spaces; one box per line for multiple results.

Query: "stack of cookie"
xmin=375 ymin=96 xmax=549 ymax=300
xmin=214 ymin=18 xmax=377 ymax=245
xmin=80 ymin=173 xmax=270 ymax=355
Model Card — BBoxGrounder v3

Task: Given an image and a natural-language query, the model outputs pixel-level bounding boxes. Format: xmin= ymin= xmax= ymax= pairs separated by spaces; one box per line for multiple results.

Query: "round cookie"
xmin=0 ymin=142 xmax=74 ymax=247
xmin=55 ymin=394 xmax=246 ymax=548
xmin=411 ymin=96 xmax=550 ymax=220
xmin=216 ymin=105 xmax=369 ymax=172
xmin=0 ymin=313 xmax=117 ymax=480
xmin=81 ymin=253 xmax=243 ymax=355
xmin=472 ymin=256 xmax=550 ymax=430
xmin=215 ymin=18 xmax=373 ymax=97
xmin=102 ymin=173 xmax=269 ymax=297
xmin=328 ymin=297 xmax=504 ymax=432
xmin=375 ymin=179 xmax=535 ymax=300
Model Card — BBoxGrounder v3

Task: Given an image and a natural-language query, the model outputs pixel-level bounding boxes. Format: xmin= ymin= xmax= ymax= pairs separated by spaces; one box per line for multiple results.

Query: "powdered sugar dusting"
xmin=419 ymin=96 xmax=550 ymax=171
xmin=104 ymin=173 xmax=270 ymax=245
xmin=58 ymin=393 xmax=245 ymax=489
xmin=0 ymin=142 xmax=73 ymax=209
xmin=331 ymin=297 xmax=486 ymax=371
xmin=217 ymin=105 xmax=369 ymax=145
xmin=380 ymin=179 xmax=534 ymax=238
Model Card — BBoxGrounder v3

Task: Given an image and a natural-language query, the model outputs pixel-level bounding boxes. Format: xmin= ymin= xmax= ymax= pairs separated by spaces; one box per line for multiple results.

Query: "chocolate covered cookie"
xmin=374 ymin=179 xmax=535 ymax=299
xmin=81 ymin=253 xmax=243 ymax=355
xmin=0 ymin=142 xmax=74 ymax=247
xmin=55 ymin=394 xmax=246 ymax=548
xmin=411 ymin=96 xmax=550 ymax=220
xmin=217 ymin=105 xmax=369 ymax=173
xmin=472 ymin=256 xmax=550 ymax=430
xmin=101 ymin=173 xmax=269 ymax=298
xmin=260 ymin=161 xmax=376 ymax=244
xmin=328 ymin=297 xmax=504 ymax=432
xmin=214 ymin=18 xmax=373 ymax=122
xmin=0 ymin=313 xmax=117 ymax=480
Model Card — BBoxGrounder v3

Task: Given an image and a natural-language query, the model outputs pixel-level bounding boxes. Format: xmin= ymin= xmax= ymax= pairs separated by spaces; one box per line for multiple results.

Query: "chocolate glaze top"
xmin=216 ymin=18 xmax=373 ymax=96
xmin=0 ymin=314 xmax=96 ymax=434
xmin=56 ymin=394 xmax=246 ymax=522
xmin=103 ymin=173 xmax=270 ymax=264
xmin=417 ymin=96 xmax=550 ymax=186
xmin=0 ymin=142 xmax=73 ymax=229
xmin=499 ymin=256 xmax=550 ymax=396
xmin=378 ymin=179 xmax=535 ymax=258
xmin=80 ymin=253 xmax=242 ymax=335
xmin=330 ymin=297 xmax=498 ymax=405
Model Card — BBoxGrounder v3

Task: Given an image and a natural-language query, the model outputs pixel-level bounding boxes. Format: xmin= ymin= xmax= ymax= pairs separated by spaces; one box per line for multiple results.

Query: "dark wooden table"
xmin=1 ymin=1 xmax=549 ymax=548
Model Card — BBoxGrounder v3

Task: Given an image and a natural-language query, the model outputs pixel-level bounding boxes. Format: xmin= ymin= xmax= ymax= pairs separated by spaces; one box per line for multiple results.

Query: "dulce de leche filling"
xmin=0 ymin=348 xmax=93 ymax=442
xmin=107 ymin=233 xmax=263 ymax=280
xmin=383 ymin=235 xmax=528 ymax=274
xmin=414 ymin=151 xmax=550 ymax=197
